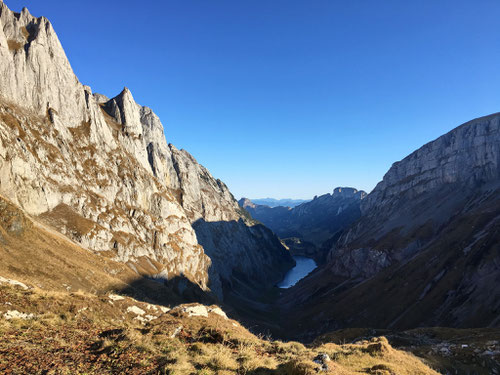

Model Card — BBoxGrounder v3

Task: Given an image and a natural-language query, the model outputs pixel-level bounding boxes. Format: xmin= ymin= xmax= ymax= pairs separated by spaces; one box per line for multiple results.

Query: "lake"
xmin=277 ymin=256 xmax=317 ymax=288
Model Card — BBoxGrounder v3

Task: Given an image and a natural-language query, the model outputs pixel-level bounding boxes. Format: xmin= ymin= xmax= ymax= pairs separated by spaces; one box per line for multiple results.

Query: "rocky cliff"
xmin=279 ymin=113 xmax=500 ymax=339
xmin=0 ymin=2 xmax=293 ymax=300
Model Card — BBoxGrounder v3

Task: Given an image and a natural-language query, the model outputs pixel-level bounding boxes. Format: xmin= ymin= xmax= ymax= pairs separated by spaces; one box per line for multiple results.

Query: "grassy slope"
xmin=0 ymin=282 xmax=439 ymax=375
xmin=316 ymin=328 xmax=500 ymax=375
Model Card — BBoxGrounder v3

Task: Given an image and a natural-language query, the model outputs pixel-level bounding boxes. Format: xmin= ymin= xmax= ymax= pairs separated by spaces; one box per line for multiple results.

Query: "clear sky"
xmin=7 ymin=1 xmax=500 ymax=199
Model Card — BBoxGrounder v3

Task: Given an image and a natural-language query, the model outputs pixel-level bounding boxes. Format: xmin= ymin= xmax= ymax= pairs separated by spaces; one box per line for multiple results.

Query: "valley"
xmin=0 ymin=1 xmax=499 ymax=374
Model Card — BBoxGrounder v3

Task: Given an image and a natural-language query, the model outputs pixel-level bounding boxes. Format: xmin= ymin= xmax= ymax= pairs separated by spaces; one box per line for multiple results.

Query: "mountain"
xmin=239 ymin=188 xmax=366 ymax=261
xmin=0 ymin=2 xmax=293 ymax=301
xmin=250 ymin=198 xmax=310 ymax=208
xmin=280 ymin=112 xmax=500 ymax=339
xmin=1 ymin=2 xmax=499 ymax=373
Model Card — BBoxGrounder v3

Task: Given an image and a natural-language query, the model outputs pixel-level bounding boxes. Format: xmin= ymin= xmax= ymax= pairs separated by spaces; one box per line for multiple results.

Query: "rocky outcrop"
xmin=280 ymin=113 xmax=500 ymax=338
xmin=0 ymin=2 xmax=292 ymax=299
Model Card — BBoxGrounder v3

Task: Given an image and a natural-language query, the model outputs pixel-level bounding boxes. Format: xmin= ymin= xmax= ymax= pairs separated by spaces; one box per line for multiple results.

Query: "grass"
xmin=7 ymin=39 xmax=23 ymax=51
xmin=0 ymin=282 xmax=440 ymax=375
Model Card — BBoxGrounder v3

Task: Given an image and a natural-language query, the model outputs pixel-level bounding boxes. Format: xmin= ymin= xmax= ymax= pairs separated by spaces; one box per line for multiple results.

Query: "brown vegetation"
xmin=0 ymin=282 xmax=439 ymax=375
xmin=7 ymin=39 xmax=23 ymax=51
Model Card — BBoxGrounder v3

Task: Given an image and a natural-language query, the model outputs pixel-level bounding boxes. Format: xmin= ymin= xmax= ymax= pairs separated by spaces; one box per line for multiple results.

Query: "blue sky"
xmin=8 ymin=1 xmax=500 ymax=198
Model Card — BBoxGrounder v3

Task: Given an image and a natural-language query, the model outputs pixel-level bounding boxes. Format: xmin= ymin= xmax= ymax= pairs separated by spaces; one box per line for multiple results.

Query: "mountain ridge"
xmin=0 ymin=1 xmax=293 ymax=301
xmin=239 ymin=187 xmax=366 ymax=261
xmin=278 ymin=111 xmax=500 ymax=340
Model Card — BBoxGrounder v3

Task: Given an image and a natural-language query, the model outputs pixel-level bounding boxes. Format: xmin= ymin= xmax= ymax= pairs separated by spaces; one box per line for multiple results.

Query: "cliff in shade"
xmin=239 ymin=188 xmax=366 ymax=261
xmin=280 ymin=113 xmax=500 ymax=339
xmin=0 ymin=2 xmax=293 ymax=300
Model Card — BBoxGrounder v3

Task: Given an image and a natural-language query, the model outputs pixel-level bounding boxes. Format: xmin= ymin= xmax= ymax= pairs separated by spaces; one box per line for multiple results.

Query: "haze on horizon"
xmin=8 ymin=0 xmax=500 ymax=199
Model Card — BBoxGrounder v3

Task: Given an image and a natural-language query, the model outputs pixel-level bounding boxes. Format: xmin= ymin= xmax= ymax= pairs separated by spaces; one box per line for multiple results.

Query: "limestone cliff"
xmin=331 ymin=113 xmax=500 ymax=278
xmin=0 ymin=2 xmax=293 ymax=299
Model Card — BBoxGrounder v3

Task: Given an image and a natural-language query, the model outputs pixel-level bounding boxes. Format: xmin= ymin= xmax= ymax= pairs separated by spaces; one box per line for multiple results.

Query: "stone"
xmin=208 ymin=306 xmax=228 ymax=319
xmin=108 ymin=294 xmax=125 ymax=301
xmin=174 ymin=304 xmax=209 ymax=318
xmin=0 ymin=276 xmax=29 ymax=290
xmin=3 ymin=310 xmax=35 ymax=320
xmin=313 ymin=353 xmax=331 ymax=372
xmin=170 ymin=325 xmax=183 ymax=338
xmin=126 ymin=306 xmax=146 ymax=316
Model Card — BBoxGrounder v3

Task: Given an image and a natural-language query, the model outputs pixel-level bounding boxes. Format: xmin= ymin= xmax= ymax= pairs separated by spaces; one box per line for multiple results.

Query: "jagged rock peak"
xmin=93 ymin=93 xmax=109 ymax=104
xmin=238 ymin=198 xmax=255 ymax=209
xmin=332 ymin=187 xmax=366 ymax=199
xmin=103 ymin=87 xmax=140 ymax=126
xmin=0 ymin=1 xmax=87 ymax=127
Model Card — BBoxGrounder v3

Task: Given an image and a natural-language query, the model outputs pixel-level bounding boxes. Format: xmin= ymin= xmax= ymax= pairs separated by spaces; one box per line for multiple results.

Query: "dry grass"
xmin=40 ymin=203 xmax=96 ymax=236
xmin=0 ymin=280 xmax=440 ymax=374
xmin=20 ymin=26 xmax=30 ymax=40
xmin=7 ymin=39 xmax=23 ymax=51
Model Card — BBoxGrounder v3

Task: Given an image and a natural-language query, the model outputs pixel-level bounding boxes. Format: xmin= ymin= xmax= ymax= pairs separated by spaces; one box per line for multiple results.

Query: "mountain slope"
xmin=280 ymin=112 xmax=500 ymax=339
xmin=0 ymin=2 xmax=293 ymax=300
xmin=0 ymin=279 xmax=440 ymax=375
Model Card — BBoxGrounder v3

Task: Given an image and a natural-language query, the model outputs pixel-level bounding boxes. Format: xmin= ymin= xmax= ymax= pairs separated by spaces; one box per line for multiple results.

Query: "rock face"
xmin=0 ymin=4 xmax=87 ymax=127
xmin=280 ymin=113 xmax=500 ymax=339
xmin=0 ymin=2 xmax=292 ymax=299
xmin=361 ymin=114 xmax=500 ymax=215
xmin=239 ymin=188 xmax=366 ymax=261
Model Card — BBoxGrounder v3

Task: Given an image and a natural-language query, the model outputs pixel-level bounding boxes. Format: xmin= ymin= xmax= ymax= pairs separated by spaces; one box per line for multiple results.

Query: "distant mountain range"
xmin=239 ymin=188 xmax=366 ymax=261
xmin=249 ymin=198 xmax=310 ymax=208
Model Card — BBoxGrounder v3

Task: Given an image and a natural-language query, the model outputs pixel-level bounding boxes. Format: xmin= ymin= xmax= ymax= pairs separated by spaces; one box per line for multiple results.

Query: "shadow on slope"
xmin=192 ymin=218 xmax=294 ymax=297
xmin=115 ymin=274 xmax=217 ymax=310
xmin=191 ymin=218 xmax=296 ymax=336
xmin=278 ymin=186 xmax=500 ymax=341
